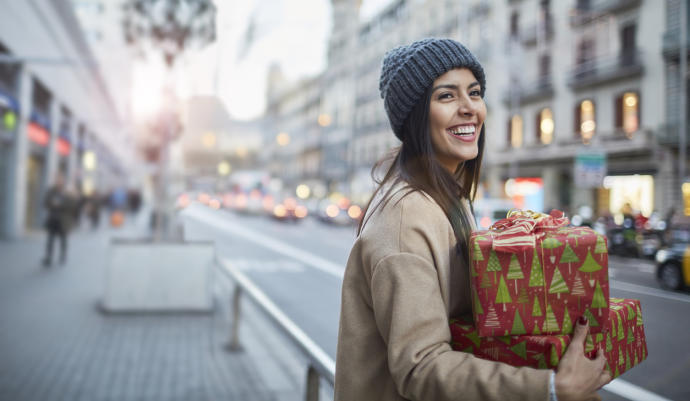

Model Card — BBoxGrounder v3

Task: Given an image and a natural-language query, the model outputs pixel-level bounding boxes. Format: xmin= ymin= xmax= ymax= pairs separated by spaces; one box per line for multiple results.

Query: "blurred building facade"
xmin=264 ymin=0 xmax=687 ymax=221
xmin=0 ymin=0 xmax=128 ymax=238
xmin=179 ymin=95 xmax=263 ymax=192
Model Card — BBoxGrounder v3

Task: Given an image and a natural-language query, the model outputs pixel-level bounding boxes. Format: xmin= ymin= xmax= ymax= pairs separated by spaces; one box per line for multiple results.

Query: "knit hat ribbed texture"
xmin=379 ymin=38 xmax=486 ymax=140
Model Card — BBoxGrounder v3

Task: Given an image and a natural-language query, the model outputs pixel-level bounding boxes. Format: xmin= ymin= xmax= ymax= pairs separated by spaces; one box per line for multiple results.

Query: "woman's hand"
xmin=554 ymin=316 xmax=612 ymax=401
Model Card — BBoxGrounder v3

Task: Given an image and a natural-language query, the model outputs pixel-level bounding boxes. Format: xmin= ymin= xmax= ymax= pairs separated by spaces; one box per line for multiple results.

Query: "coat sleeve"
xmin=370 ymin=251 xmax=551 ymax=401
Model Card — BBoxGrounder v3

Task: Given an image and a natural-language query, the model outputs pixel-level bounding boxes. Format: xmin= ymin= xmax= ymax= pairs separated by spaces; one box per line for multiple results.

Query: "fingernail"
xmin=578 ymin=316 xmax=588 ymax=325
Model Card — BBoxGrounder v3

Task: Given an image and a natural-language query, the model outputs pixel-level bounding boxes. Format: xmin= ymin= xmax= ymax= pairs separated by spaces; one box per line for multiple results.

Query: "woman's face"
xmin=428 ymin=68 xmax=486 ymax=173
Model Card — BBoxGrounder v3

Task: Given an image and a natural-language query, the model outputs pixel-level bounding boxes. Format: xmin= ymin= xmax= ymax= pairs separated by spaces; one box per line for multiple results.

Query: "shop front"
xmin=25 ymin=113 xmax=50 ymax=229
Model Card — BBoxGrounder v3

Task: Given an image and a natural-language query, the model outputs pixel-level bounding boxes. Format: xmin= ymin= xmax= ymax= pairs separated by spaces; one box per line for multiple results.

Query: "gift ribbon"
xmin=489 ymin=209 xmax=569 ymax=253
xmin=488 ymin=209 xmax=570 ymax=333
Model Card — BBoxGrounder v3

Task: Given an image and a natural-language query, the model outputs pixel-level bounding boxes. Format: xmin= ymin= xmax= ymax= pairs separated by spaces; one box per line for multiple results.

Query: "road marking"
xmin=183 ymin=206 xmax=345 ymax=279
xmin=603 ymin=379 xmax=674 ymax=401
xmin=610 ymin=281 xmax=690 ymax=303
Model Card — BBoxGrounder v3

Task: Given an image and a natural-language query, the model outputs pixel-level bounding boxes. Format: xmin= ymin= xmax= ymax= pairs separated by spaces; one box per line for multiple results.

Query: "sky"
xmin=172 ymin=0 xmax=394 ymax=121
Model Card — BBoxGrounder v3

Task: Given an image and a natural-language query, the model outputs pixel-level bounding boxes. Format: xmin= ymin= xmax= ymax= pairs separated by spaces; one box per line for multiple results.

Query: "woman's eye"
xmin=470 ymin=90 xmax=481 ymax=97
xmin=438 ymin=93 xmax=454 ymax=100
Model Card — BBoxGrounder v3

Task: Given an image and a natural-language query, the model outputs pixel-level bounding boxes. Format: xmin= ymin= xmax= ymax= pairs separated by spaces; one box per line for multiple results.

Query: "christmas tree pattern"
xmin=559 ymin=243 xmax=580 ymax=274
xmin=472 ymin=288 xmax=484 ymax=315
xmin=495 ymin=275 xmax=513 ymax=312
xmin=511 ymin=309 xmax=526 ymax=335
xmin=594 ymin=235 xmax=607 ymax=254
xmin=484 ymin=305 xmax=501 ymax=335
xmin=510 ymin=341 xmax=527 ymax=359
xmin=541 ymin=237 xmax=563 ymax=264
xmin=517 ymin=287 xmax=529 ymax=314
xmin=541 ymin=237 xmax=563 ymax=249
xmin=595 ymin=333 xmax=603 ymax=343
xmin=529 ymin=248 xmax=545 ymax=287
xmin=626 ymin=305 xmax=635 ymax=320
xmin=627 ymin=326 xmax=635 ymax=344
xmin=548 ymin=267 xmax=569 ymax=299
xmin=606 ymin=332 xmax=613 ymax=352
xmin=579 ymin=250 xmax=603 ymax=281
xmin=583 ymin=308 xmax=599 ymax=328
xmin=636 ymin=304 xmax=643 ymax=326
xmin=618 ymin=345 xmax=625 ymax=367
xmin=625 ymin=350 xmax=632 ymax=371
xmin=464 ymin=330 xmax=481 ymax=348
xmin=585 ymin=333 xmax=595 ymax=353
xmin=617 ymin=316 xmax=625 ymax=341
xmin=480 ymin=273 xmax=492 ymax=298
xmin=571 ymin=273 xmax=586 ymax=309
xmin=562 ymin=310 xmax=573 ymax=333
xmin=533 ymin=354 xmax=548 ymax=369
xmin=506 ymin=254 xmax=525 ymax=293
xmin=532 ymin=295 xmax=543 ymax=317
xmin=486 ymin=250 xmax=503 ymax=283
xmin=542 ymin=302 xmax=559 ymax=332
xmin=611 ymin=315 xmax=617 ymax=338
xmin=472 ymin=240 xmax=484 ymax=262
xmin=591 ymin=281 xmax=607 ymax=316
xmin=550 ymin=346 xmax=560 ymax=367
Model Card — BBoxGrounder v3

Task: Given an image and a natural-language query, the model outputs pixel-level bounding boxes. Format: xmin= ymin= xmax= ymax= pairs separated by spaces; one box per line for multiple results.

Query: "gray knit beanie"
xmin=379 ymin=38 xmax=486 ymax=140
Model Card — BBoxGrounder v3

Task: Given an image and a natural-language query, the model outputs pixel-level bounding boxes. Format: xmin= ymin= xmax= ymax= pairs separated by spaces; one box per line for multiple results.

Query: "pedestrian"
xmin=334 ymin=38 xmax=611 ymax=401
xmin=42 ymin=175 xmax=74 ymax=267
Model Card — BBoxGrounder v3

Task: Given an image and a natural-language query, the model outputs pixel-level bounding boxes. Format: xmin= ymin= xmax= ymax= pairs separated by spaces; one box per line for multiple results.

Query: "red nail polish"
xmin=578 ymin=316 xmax=588 ymax=325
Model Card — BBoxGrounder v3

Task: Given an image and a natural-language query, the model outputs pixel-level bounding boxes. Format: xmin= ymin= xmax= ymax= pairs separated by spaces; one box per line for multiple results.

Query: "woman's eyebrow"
xmin=431 ymin=84 xmax=458 ymax=93
xmin=431 ymin=81 xmax=481 ymax=93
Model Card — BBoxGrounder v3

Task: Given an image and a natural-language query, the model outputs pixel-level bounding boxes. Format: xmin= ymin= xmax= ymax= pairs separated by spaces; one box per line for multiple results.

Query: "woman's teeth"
xmin=448 ymin=126 xmax=475 ymax=136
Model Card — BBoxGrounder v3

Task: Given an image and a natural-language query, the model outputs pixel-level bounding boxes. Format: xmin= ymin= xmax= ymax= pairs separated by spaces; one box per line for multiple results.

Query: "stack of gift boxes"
xmin=450 ymin=210 xmax=648 ymax=378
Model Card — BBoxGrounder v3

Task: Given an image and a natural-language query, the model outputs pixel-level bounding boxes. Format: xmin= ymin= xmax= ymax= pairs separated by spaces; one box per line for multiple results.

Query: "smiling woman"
xmin=334 ymin=38 xmax=611 ymax=401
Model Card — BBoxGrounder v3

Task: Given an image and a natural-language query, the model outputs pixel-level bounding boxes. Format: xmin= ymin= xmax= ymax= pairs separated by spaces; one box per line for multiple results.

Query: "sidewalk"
xmin=0 ymin=215 xmax=308 ymax=401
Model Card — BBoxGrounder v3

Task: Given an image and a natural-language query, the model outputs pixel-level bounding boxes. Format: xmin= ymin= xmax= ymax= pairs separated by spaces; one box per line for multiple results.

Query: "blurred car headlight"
xmin=655 ymin=249 xmax=669 ymax=264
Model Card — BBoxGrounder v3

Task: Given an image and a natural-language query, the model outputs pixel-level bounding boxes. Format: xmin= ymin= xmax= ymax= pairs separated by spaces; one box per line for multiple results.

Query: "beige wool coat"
xmin=334 ymin=181 xmax=551 ymax=401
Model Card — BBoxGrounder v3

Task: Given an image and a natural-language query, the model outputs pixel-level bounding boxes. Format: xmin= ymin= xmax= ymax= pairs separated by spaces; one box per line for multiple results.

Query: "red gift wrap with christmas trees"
xmin=469 ymin=210 xmax=609 ymax=337
xmin=450 ymin=298 xmax=647 ymax=378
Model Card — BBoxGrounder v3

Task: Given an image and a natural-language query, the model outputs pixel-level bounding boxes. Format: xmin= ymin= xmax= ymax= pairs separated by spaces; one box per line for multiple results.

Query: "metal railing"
xmin=216 ymin=257 xmax=335 ymax=401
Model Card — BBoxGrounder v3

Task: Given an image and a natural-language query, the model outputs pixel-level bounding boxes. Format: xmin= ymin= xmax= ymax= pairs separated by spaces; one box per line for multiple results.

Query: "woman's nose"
xmin=457 ymin=99 xmax=476 ymax=116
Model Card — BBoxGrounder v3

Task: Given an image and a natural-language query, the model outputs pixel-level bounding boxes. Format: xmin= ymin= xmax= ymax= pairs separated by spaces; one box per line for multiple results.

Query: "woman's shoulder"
xmin=360 ymin=183 xmax=452 ymax=253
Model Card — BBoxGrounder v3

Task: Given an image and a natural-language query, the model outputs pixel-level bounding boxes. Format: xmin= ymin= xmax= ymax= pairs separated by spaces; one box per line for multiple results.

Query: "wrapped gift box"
xmin=470 ymin=210 xmax=609 ymax=337
xmin=450 ymin=298 xmax=647 ymax=378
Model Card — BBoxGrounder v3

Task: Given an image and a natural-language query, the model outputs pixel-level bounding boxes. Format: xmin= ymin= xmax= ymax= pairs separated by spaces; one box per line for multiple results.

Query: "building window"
xmin=575 ymin=99 xmax=596 ymax=143
xmin=621 ymin=24 xmax=636 ymax=64
xmin=616 ymin=91 xmax=640 ymax=137
xmin=509 ymin=114 xmax=523 ymax=148
xmin=510 ymin=12 xmax=519 ymax=37
xmin=537 ymin=108 xmax=554 ymax=145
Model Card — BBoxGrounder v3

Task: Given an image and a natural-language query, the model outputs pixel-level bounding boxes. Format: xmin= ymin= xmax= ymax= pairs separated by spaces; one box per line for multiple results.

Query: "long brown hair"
xmin=358 ymin=83 xmax=485 ymax=260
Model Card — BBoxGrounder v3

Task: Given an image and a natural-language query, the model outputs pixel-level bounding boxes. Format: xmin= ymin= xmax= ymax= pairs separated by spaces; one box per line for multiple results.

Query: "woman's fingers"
xmin=597 ymin=370 xmax=613 ymax=389
xmin=593 ymin=347 xmax=607 ymax=368
xmin=570 ymin=316 xmax=589 ymax=352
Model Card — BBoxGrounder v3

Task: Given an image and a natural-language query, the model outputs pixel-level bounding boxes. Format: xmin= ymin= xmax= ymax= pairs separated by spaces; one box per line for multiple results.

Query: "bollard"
xmin=226 ymin=285 xmax=242 ymax=351
xmin=305 ymin=365 xmax=320 ymax=401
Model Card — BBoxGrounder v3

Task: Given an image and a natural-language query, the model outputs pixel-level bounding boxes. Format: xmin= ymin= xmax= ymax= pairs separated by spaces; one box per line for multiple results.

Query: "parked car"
xmin=655 ymin=226 xmax=690 ymax=290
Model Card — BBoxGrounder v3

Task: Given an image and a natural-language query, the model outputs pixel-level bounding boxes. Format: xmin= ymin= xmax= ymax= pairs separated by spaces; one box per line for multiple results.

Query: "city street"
xmin=183 ymin=202 xmax=690 ymax=401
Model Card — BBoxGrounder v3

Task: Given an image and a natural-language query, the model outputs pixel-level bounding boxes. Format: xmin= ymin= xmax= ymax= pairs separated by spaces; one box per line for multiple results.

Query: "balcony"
xmin=570 ymin=0 xmax=641 ymax=27
xmin=502 ymin=76 xmax=554 ymax=105
xmin=567 ymin=51 xmax=644 ymax=90
xmin=521 ymin=15 xmax=555 ymax=46
xmin=662 ymin=28 xmax=690 ymax=61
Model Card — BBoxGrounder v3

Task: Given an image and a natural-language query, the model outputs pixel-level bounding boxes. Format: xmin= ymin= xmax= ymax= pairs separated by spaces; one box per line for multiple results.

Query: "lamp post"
xmin=122 ymin=0 xmax=216 ymax=239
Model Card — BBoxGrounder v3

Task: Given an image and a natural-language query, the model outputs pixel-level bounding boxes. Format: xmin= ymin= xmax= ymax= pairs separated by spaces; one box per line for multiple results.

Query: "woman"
xmin=334 ymin=38 xmax=611 ymax=401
